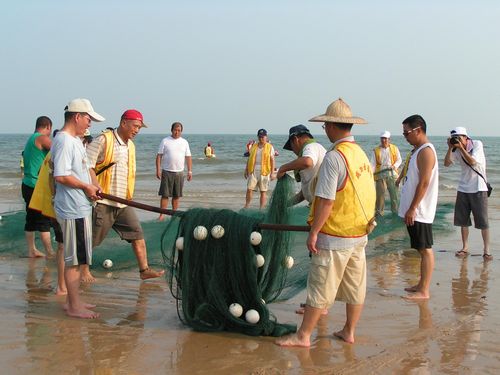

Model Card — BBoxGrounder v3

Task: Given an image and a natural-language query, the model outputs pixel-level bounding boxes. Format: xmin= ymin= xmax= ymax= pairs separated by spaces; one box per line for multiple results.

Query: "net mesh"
xmin=161 ymin=175 xmax=297 ymax=336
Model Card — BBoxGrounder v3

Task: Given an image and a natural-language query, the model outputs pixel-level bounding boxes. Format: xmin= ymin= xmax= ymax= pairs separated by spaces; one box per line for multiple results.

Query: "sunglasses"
xmin=403 ymin=126 xmax=421 ymax=136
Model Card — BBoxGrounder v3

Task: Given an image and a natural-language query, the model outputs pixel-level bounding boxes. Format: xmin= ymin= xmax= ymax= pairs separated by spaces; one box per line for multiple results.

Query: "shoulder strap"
xmin=460 ymin=156 xmax=488 ymax=183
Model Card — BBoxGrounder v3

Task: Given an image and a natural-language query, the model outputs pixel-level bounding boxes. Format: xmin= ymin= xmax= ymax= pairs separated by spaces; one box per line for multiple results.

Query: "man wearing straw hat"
xmin=276 ymin=98 xmax=376 ymax=346
xmin=370 ymin=130 xmax=402 ymax=216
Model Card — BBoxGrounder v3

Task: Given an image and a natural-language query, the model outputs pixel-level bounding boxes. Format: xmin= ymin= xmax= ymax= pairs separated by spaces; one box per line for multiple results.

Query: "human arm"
xmin=277 ymin=156 xmax=313 ymax=179
xmin=156 ymin=154 xmax=162 ymax=179
xmin=443 ymin=137 xmax=455 ymax=167
xmin=404 ymin=147 xmax=436 ymax=226
xmin=394 ymin=147 xmax=403 ymax=171
xmin=36 ymin=134 xmax=52 ymax=151
xmin=186 ymin=156 xmax=193 ymax=181
xmin=54 ymin=175 xmax=100 ymax=201
xmin=307 ymin=197 xmax=335 ymax=254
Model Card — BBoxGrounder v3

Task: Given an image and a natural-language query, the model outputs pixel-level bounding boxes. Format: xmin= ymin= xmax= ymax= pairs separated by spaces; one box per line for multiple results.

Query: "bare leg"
xmin=158 ymin=197 xmax=169 ymax=221
xmin=275 ymin=305 xmax=324 ymax=347
xmin=481 ymin=228 xmax=490 ymax=256
xmin=460 ymin=226 xmax=470 ymax=253
xmin=259 ymin=191 xmax=267 ymax=209
xmin=404 ymin=248 xmax=434 ymax=300
xmin=64 ymin=265 xmax=99 ymax=319
xmin=172 ymin=197 xmax=180 ymax=211
xmin=55 ymin=242 xmax=67 ymax=295
xmin=132 ymin=239 xmax=165 ymax=280
xmin=40 ymin=231 xmax=55 ymax=257
xmin=244 ymin=189 xmax=253 ymax=208
xmin=25 ymin=231 xmax=46 ymax=258
xmin=375 ymin=179 xmax=386 ymax=216
xmin=80 ymin=264 xmax=96 ymax=283
xmin=334 ymin=303 xmax=364 ymax=344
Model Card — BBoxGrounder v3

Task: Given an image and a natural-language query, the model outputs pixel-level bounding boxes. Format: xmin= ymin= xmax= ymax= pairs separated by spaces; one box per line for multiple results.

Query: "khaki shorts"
xmin=247 ymin=173 xmax=270 ymax=192
xmin=93 ymin=203 xmax=144 ymax=247
xmin=306 ymin=241 xmax=367 ymax=308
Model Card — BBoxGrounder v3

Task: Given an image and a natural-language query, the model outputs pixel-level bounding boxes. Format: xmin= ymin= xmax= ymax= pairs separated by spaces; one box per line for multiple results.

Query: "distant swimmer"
xmin=204 ymin=142 xmax=216 ymax=158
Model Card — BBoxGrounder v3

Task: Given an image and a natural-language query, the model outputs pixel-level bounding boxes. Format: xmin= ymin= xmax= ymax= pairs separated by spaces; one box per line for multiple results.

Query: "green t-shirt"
xmin=22 ymin=132 xmax=49 ymax=188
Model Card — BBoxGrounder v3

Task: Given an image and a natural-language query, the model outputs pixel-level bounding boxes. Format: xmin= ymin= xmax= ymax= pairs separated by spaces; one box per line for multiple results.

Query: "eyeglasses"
xmin=79 ymin=113 xmax=91 ymax=123
xmin=403 ymin=126 xmax=421 ymax=136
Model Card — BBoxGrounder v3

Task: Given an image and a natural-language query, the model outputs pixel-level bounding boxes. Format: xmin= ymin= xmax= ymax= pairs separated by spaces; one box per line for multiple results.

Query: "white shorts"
xmin=57 ymin=214 xmax=93 ymax=266
xmin=247 ymin=173 xmax=270 ymax=192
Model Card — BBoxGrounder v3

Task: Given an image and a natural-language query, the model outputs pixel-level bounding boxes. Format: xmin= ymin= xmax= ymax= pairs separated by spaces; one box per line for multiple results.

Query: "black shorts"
xmin=158 ymin=170 xmax=184 ymax=198
xmin=21 ymin=182 xmax=51 ymax=232
xmin=406 ymin=221 xmax=433 ymax=250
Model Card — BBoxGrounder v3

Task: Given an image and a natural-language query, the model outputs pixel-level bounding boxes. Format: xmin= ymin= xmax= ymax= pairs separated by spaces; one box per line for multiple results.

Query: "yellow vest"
xmin=308 ymin=141 xmax=376 ymax=238
xmin=374 ymin=144 xmax=399 ymax=173
xmin=29 ymin=152 xmax=56 ymax=219
xmin=247 ymin=142 xmax=272 ymax=176
xmin=95 ymin=131 xmax=136 ymax=200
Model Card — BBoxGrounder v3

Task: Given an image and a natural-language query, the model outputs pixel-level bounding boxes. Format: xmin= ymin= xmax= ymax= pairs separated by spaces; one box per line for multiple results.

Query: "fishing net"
xmin=161 ymin=175 xmax=298 ymax=336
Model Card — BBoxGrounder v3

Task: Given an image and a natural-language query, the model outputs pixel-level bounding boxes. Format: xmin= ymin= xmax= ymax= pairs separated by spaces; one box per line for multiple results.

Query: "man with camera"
xmin=444 ymin=127 xmax=491 ymax=260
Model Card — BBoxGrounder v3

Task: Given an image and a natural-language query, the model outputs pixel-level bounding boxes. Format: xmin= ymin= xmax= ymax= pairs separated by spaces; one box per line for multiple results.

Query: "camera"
xmin=450 ymin=136 xmax=460 ymax=145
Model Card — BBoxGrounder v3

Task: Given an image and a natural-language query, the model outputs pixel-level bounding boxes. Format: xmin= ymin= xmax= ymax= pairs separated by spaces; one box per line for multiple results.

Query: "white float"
xmin=175 ymin=236 xmax=184 ymax=250
xmin=250 ymin=231 xmax=262 ymax=246
xmin=255 ymin=254 xmax=265 ymax=268
xmin=229 ymin=303 xmax=243 ymax=318
xmin=245 ymin=309 xmax=260 ymax=324
xmin=284 ymin=256 xmax=294 ymax=269
xmin=193 ymin=225 xmax=208 ymax=240
xmin=102 ymin=259 xmax=113 ymax=269
xmin=211 ymin=225 xmax=225 ymax=239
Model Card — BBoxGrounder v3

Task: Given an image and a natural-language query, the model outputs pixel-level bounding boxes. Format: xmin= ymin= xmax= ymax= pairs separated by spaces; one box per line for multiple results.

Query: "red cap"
xmin=121 ymin=109 xmax=148 ymax=127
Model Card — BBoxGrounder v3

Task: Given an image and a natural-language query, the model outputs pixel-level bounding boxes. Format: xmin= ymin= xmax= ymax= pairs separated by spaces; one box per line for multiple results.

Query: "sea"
xmin=2 ymin=133 xmax=499 ymax=214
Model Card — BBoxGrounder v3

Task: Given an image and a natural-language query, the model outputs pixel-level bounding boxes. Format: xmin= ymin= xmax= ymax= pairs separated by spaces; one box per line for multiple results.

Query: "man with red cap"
xmin=84 ymin=109 xmax=165 ymax=282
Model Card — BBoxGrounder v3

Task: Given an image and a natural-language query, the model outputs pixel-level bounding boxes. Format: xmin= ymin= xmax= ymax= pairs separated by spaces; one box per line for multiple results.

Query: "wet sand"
xmin=1 ymin=202 xmax=500 ymax=374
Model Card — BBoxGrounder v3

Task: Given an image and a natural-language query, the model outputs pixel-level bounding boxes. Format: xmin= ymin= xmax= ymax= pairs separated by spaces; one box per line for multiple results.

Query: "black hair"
xmin=35 ymin=116 xmax=52 ymax=131
xmin=171 ymin=122 xmax=183 ymax=132
xmin=402 ymin=114 xmax=427 ymax=133
xmin=331 ymin=123 xmax=353 ymax=132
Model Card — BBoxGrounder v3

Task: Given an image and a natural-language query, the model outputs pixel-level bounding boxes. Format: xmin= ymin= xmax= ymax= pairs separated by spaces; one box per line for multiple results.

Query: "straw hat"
xmin=309 ymin=98 xmax=367 ymax=124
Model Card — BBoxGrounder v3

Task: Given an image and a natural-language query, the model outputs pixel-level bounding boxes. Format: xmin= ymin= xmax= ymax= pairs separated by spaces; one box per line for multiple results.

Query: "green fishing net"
xmin=161 ymin=175 xmax=298 ymax=337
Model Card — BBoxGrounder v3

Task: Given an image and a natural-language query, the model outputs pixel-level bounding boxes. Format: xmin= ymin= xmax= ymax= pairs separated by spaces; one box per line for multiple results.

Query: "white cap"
xmin=450 ymin=127 xmax=468 ymax=137
xmin=65 ymin=98 xmax=105 ymax=122
xmin=380 ymin=130 xmax=391 ymax=138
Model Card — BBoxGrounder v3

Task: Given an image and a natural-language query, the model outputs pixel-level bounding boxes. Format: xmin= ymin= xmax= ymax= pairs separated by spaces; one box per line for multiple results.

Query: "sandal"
xmin=455 ymin=250 xmax=469 ymax=258
xmin=483 ymin=254 xmax=493 ymax=261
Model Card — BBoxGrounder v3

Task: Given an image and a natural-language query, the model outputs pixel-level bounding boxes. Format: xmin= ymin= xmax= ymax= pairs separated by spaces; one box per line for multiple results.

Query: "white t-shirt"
xmin=51 ymin=132 xmax=93 ymax=219
xmin=300 ymin=142 xmax=326 ymax=203
xmin=450 ymin=139 xmax=488 ymax=193
xmin=157 ymin=136 xmax=191 ymax=172
xmin=398 ymin=143 xmax=439 ymax=224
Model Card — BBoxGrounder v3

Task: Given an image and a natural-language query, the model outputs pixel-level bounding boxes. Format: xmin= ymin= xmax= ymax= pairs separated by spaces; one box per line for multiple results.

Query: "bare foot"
xmin=63 ymin=302 xmax=96 ymax=310
xmin=80 ymin=270 xmax=96 ymax=283
xmin=158 ymin=215 xmax=165 ymax=221
xmin=334 ymin=329 xmax=354 ymax=344
xmin=275 ymin=333 xmax=310 ymax=347
xmin=404 ymin=285 xmax=419 ymax=293
xmin=403 ymin=291 xmax=429 ymax=300
xmin=66 ymin=306 xmax=100 ymax=319
xmin=46 ymin=250 xmax=56 ymax=258
xmin=29 ymin=249 xmax=46 ymax=258
xmin=140 ymin=268 xmax=165 ymax=280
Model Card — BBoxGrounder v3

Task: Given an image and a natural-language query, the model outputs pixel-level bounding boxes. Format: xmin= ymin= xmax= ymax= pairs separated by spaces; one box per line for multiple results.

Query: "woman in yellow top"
xmin=204 ymin=142 xmax=216 ymax=158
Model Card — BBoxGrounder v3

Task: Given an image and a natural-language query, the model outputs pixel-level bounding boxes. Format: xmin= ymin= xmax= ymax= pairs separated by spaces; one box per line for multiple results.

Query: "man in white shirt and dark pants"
xmin=156 ymin=122 xmax=192 ymax=220
xmin=444 ymin=126 xmax=491 ymax=260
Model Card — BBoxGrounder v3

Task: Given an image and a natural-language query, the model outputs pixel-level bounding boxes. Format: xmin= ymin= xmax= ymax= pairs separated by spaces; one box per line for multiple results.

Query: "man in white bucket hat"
xmin=370 ymin=130 xmax=402 ymax=216
xmin=276 ymin=98 xmax=375 ymax=346
xmin=444 ymin=126 xmax=491 ymax=260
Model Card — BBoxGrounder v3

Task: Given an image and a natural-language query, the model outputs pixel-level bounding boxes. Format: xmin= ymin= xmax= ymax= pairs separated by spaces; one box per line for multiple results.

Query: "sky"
xmin=2 ymin=0 xmax=499 ymax=136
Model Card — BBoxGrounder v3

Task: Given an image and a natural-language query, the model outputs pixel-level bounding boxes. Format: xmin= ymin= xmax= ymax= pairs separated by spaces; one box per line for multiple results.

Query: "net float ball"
xmin=175 ymin=236 xmax=184 ymax=250
xmin=284 ymin=255 xmax=294 ymax=269
xmin=210 ymin=225 xmax=225 ymax=239
xmin=250 ymin=231 xmax=262 ymax=246
xmin=255 ymin=254 xmax=265 ymax=268
xmin=229 ymin=303 xmax=243 ymax=318
xmin=102 ymin=259 xmax=113 ymax=269
xmin=245 ymin=309 xmax=260 ymax=324
xmin=193 ymin=225 xmax=208 ymax=240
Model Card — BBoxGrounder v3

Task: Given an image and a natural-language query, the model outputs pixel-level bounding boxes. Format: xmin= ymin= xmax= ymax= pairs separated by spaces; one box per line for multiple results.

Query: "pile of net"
xmin=161 ymin=175 xmax=299 ymax=337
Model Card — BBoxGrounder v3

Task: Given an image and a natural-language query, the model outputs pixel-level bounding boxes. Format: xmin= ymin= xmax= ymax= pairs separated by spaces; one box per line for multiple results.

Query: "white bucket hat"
xmin=380 ymin=130 xmax=391 ymax=138
xmin=450 ymin=127 xmax=468 ymax=137
xmin=309 ymin=98 xmax=367 ymax=124
xmin=65 ymin=98 xmax=105 ymax=122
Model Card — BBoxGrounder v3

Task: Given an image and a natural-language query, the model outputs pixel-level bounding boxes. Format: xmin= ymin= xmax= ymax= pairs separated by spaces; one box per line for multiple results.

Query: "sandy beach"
xmin=1 ymin=194 xmax=499 ymax=374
